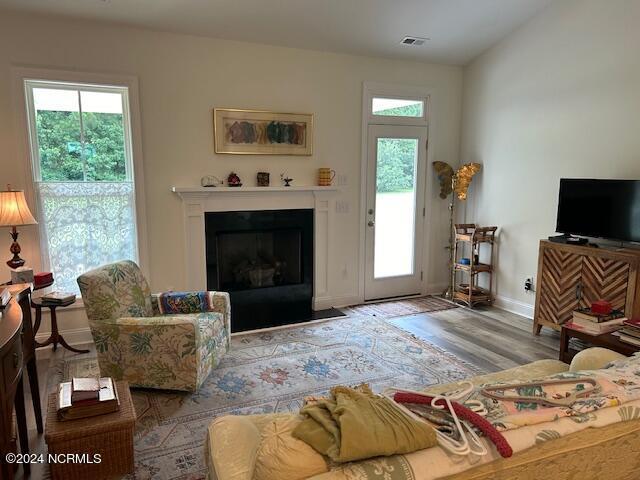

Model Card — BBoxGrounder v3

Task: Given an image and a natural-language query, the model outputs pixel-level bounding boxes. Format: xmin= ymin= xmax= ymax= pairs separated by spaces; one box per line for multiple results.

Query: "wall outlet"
xmin=336 ymin=174 xmax=348 ymax=186
xmin=524 ymin=277 xmax=535 ymax=293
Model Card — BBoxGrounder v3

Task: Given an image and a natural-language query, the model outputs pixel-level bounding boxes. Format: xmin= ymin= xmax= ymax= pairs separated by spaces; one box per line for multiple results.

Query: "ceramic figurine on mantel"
xmin=227 ymin=172 xmax=242 ymax=187
xmin=201 ymin=175 xmax=223 ymax=187
xmin=280 ymin=173 xmax=293 ymax=187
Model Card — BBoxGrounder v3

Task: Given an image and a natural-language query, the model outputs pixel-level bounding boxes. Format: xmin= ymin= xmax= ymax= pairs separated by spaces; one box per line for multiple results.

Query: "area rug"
xmin=341 ymin=295 xmax=457 ymax=318
xmin=50 ymin=316 xmax=481 ymax=480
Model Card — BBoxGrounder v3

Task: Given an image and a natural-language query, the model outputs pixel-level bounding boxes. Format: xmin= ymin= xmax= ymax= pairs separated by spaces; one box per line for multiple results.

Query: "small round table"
xmin=31 ymin=297 xmax=90 ymax=354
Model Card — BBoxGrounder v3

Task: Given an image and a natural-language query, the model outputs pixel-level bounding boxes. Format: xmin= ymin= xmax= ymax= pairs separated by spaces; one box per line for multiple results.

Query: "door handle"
xmin=368 ymin=221 xmax=375 ymax=227
xmin=368 ymin=209 xmax=374 ymax=215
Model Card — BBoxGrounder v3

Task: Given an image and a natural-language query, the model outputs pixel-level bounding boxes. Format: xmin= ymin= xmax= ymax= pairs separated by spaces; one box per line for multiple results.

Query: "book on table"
xmin=618 ymin=319 xmax=640 ymax=346
xmin=567 ymin=314 xmax=626 ymax=335
xmin=572 ymin=307 xmax=624 ymax=323
xmin=618 ymin=333 xmax=640 ymax=347
xmin=57 ymin=377 xmax=119 ymax=421
xmin=41 ymin=291 xmax=76 ymax=304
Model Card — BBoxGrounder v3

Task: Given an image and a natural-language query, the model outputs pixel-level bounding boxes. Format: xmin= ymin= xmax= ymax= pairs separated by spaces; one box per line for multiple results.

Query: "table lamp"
xmin=0 ymin=185 xmax=37 ymax=269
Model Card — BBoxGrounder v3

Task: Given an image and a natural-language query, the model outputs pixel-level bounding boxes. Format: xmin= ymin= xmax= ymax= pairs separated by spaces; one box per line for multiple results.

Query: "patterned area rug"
xmin=51 ymin=316 xmax=481 ymax=479
xmin=341 ymin=295 xmax=457 ymax=318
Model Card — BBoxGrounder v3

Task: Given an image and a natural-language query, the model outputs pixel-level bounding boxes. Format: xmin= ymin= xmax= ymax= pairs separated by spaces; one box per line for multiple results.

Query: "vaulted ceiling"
xmin=0 ymin=0 xmax=553 ymax=65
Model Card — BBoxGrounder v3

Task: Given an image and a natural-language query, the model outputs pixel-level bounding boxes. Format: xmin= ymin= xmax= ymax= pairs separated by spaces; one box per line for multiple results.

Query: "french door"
xmin=364 ymin=124 xmax=428 ymax=300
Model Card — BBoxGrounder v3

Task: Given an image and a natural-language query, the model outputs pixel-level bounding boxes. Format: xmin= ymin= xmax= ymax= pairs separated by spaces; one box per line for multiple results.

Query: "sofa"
xmin=206 ymin=348 xmax=640 ymax=480
xmin=78 ymin=260 xmax=230 ymax=392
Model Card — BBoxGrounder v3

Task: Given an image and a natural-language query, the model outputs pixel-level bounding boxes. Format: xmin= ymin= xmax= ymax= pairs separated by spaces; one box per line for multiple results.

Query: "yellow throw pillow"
xmin=254 ymin=415 xmax=328 ymax=480
xmin=207 ymin=416 xmax=260 ymax=480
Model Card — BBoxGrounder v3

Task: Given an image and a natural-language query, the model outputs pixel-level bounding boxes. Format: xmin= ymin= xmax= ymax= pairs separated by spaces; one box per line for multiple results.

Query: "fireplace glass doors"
xmin=205 ymin=209 xmax=313 ymax=332
xmin=216 ymin=229 xmax=302 ymax=290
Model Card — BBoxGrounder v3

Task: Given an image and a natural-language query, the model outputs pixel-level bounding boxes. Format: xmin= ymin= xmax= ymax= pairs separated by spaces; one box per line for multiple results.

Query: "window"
xmin=25 ymin=80 xmax=139 ymax=293
xmin=372 ymin=97 xmax=424 ymax=118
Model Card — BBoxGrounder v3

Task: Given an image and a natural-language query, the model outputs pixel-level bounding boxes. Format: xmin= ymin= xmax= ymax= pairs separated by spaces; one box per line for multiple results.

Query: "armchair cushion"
xmin=91 ymin=312 xmax=227 ymax=391
xmin=78 ymin=260 xmax=153 ymax=322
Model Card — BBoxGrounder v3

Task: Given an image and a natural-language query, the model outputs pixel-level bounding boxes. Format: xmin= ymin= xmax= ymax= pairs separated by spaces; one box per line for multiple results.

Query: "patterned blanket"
xmin=462 ymin=354 xmax=640 ymax=431
xmin=316 ymin=354 xmax=640 ymax=480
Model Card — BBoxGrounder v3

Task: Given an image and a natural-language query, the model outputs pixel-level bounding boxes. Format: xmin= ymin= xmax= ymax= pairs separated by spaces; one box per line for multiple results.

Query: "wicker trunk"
xmin=45 ymin=381 xmax=136 ymax=480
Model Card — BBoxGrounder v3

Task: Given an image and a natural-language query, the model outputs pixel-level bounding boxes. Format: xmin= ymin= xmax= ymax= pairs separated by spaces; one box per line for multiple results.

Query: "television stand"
xmin=548 ymin=234 xmax=588 ymax=245
xmin=533 ymin=240 xmax=640 ymax=335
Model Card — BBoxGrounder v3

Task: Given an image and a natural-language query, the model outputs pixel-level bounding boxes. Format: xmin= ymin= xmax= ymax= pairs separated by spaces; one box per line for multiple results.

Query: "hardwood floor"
xmin=15 ymin=304 xmax=558 ymax=479
xmin=388 ymin=305 xmax=560 ymax=373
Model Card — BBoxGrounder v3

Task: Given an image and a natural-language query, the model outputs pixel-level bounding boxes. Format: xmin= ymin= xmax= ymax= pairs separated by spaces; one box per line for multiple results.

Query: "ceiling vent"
xmin=400 ymin=36 xmax=429 ymax=46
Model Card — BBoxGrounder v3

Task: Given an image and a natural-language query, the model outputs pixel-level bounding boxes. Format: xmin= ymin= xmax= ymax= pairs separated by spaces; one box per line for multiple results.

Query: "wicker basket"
xmin=44 ymin=381 xmax=136 ymax=480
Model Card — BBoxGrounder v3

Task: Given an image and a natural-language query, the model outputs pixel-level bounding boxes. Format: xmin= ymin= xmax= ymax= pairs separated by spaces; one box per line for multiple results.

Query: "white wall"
xmin=0 ymin=10 xmax=462 ymax=338
xmin=460 ymin=0 xmax=640 ymax=316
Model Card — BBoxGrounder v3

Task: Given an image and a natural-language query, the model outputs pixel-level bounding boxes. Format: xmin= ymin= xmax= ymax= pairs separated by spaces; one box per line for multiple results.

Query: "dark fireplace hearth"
xmin=205 ymin=209 xmax=314 ymax=332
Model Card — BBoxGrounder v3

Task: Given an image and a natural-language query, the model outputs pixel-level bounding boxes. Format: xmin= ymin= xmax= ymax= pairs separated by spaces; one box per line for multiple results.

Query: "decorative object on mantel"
xmin=318 ymin=168 xmax=336 ymax=186
xmin=0 ymin=185 xmax=38 ymax=269
xmin=213 ymin=108 xmax=313 ymax=155
xmin=257 ymin=172 xmax=270 ymax=187
xmin=432 ymin=162 xmax=482 ymax=299
xmin=201 ymin=175 xmax=223 ymax=187
xmin=227 ymin=172 xmax=242 ymax=187
xmin=281 ymin=173 xmax=293 ymax=187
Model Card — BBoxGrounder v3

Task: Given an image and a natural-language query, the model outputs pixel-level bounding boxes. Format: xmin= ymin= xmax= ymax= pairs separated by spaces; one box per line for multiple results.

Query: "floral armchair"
xmin=77 ymin=260 xmax=230 ymax=392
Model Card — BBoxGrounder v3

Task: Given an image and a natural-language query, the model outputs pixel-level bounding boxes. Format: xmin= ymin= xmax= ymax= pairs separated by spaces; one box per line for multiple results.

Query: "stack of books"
xmin=57 ymin=377 xmax=120 ymax=421
xmin=41 ymin=291 xmax=76 ymax=305
xmin=565 ymin=307 xmax=626 ymax=335
xmin=618 ymin=319 xmax=640 ymax=346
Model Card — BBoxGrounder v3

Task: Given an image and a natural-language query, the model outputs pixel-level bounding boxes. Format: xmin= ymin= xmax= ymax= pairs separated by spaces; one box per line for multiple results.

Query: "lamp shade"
xmin=0 ymin=189 xmax=37 ymax=227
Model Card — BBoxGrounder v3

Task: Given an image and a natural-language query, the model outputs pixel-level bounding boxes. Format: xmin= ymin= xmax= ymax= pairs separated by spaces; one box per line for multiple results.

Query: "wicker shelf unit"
xmin=452 ymin=224 xmax=498 ymax=307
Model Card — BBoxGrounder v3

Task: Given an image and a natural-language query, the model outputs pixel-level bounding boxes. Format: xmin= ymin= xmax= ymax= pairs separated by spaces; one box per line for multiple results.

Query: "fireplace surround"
xmin=172 ymin=185 xmax=341 ymax=331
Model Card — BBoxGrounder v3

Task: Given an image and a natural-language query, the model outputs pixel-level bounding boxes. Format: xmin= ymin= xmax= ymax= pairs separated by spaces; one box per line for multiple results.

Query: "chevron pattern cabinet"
xmin=533 ymin=240 xmax=640 ymax=335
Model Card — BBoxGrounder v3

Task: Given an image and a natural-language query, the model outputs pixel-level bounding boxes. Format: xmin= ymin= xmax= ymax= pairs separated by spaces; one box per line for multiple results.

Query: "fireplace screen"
xmin=216 ymin=229 xmax=302 ymax=290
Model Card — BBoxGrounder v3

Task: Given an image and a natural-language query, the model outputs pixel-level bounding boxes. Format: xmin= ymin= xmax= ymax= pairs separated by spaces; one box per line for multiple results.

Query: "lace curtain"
xmin=36 ymin=182 xmax=138 ymax=294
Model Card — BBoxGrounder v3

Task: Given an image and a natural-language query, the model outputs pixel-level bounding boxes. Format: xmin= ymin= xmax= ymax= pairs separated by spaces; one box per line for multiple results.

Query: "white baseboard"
xmin=35 ymin=327 xmax=94 ymax=359
xmin=494 ymin=295 xmax=535 ymax=319
xmin=314 ymin=293 xmax=361 ymax=310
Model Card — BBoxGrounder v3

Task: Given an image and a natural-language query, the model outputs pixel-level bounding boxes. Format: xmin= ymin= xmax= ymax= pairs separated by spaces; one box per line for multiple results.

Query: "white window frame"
xmin=11 ymin=67 xmax=150 ymax=287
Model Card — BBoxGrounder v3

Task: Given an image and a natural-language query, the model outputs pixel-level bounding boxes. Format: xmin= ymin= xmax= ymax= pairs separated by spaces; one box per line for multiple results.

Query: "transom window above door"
xmin=24 ymin=79 xmax=139 ymax=294
xmin=371 ymin=97 xmax=425 ymax=118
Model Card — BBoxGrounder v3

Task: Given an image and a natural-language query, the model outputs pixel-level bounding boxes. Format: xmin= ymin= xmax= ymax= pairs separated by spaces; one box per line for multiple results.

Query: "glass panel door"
xmin=364 ymin=125 xmax=427 ymax=300
xmin=374 ymin=137 xmax=418 ymax=278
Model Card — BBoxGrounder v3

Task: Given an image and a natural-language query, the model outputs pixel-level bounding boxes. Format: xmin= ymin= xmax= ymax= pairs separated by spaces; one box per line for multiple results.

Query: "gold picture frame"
xmin=213 ymin=108 xmax=313 ymax=155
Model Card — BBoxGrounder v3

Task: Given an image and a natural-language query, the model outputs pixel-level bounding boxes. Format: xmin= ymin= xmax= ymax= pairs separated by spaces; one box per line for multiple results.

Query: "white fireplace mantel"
xmin=172 ymin=185 xmax=338 ymax=196
xmin=172 ymin=185 xmax=338 ymax=309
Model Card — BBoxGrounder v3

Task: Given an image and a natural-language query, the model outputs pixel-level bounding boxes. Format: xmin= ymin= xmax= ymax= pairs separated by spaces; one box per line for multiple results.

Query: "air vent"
xmin=401 ymin=36 xmax=429 ymax=46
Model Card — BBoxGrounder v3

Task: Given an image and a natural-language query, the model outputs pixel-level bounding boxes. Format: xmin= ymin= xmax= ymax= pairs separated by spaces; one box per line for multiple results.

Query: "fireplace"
xmin=205 ymin=209 xmax=314 ymax=332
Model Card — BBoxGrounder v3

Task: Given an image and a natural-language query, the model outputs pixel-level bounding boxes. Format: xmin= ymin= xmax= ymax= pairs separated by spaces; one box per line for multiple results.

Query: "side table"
xmin=45 ymin=381 xmax=136 ymax=480
xmin=32 ymin=297 xmax=89 ymax=354
xmin=559 ymin=324 xmax=640 ymax=363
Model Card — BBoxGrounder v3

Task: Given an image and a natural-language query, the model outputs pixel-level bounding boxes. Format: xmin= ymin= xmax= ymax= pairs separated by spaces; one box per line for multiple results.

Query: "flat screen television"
xmin=556 ymin=179 xmax=640 ymax=243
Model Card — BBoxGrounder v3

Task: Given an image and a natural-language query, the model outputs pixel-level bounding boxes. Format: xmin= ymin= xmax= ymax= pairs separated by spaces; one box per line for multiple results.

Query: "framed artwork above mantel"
xmin=213 ymin=108 xmax=313 ymax=155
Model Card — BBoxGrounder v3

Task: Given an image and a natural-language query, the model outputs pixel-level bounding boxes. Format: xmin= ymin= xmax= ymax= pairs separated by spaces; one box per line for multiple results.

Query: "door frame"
xmin=358 ymin=81 xmax=435 ymax=303
xmin=364 ymin=124 xmax=428 ymax=300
